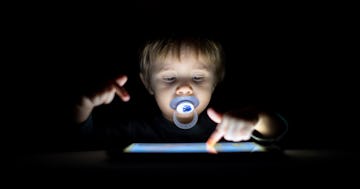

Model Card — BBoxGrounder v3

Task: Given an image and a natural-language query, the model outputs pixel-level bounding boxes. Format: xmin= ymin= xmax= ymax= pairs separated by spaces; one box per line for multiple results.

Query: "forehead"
xmin=154 ymin=51 xmax=213 ymax=70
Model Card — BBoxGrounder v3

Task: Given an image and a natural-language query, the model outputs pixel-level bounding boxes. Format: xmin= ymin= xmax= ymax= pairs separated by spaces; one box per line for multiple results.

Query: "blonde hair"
xmin=139 ymin=36 xmax=225 ymax=88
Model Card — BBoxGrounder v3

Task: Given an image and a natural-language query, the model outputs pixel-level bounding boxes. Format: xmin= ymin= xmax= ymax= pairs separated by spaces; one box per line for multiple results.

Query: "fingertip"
xmin=122 ymin=95 xmax=130 ymax=102
xmin=116 ymin=75 xmax=128 ymax=86
xmin=206 ymin=143 xmax=218 ymax=154
xmin=114 ymin=85 xmax=131 ymax=102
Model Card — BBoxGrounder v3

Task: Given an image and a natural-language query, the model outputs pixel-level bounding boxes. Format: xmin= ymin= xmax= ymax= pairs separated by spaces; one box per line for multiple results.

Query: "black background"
xmin=9 ymin=1 xmax=358 ymax=153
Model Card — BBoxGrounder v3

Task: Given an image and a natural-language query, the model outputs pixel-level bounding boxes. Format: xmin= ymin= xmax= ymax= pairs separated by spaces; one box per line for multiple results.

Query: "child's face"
xmin=149 ymin=52 xmax=216 ymax=122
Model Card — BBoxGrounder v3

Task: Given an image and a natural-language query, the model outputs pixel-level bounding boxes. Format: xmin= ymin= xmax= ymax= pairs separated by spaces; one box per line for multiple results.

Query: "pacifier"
xmin=170 ymin=96 xmax=199 ymax=129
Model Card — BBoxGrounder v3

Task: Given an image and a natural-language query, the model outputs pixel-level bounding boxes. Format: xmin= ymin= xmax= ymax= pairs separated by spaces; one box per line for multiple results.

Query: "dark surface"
xmin=13 ymin=148 xmax=359 ymax=184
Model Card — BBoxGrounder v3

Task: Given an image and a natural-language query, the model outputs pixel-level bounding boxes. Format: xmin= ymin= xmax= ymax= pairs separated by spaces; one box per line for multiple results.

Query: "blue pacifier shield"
xmin=170 ymin=96 xmax=199 ymax=129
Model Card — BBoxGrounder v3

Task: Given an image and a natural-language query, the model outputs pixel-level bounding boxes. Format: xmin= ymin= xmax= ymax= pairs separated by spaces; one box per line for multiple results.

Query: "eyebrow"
xmin=158 ymin=63 xmax=211 ymax=73
xmin=195 ymin=63 xmax=211 ymax=70
xmin=158 ymin=65 xmax=174 ymax=72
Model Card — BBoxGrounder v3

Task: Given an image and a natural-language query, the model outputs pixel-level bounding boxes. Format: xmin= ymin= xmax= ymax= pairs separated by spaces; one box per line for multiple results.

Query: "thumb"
xmin=207 ymin=107 xmax=223 ymax=124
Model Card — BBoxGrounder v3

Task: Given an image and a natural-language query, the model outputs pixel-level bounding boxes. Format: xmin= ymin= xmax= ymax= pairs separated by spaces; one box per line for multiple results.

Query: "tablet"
xmin=123 ymin=141 xmax=267 ymax=153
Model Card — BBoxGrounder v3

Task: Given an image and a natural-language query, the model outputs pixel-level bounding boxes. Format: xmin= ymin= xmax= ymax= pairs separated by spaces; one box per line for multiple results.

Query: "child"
xmin=72 ymin=35 xmax=288 ymax=150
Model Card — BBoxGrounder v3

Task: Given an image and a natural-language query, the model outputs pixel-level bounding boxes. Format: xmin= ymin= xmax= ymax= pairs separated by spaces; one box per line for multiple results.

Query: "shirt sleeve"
xmin=78 ymin=113 xmax=94 ymax=136
xmin=251 ymin=112 xmax=289 ymax=144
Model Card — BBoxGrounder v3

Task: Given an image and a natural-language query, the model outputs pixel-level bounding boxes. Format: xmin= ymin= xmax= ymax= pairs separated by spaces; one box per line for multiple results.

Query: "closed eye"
xmin=163 ymin=77 xmax=176 ymax=83
xmin=193 ymin=76 xmax=204 ymax=83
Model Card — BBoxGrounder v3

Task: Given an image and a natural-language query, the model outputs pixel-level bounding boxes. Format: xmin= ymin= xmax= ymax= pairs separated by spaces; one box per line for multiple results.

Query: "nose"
xmin=176 ymin=84 xmax=193 ymax=95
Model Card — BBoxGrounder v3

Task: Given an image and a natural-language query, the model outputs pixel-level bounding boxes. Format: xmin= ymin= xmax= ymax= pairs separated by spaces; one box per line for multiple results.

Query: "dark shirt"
xmin=79 ymin=111 xmax=218 ymax=149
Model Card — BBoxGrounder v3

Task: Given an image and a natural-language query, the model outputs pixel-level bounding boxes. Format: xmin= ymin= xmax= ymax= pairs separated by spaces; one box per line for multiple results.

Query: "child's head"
xmin=139 ymin=36 xmax=225 ymax=123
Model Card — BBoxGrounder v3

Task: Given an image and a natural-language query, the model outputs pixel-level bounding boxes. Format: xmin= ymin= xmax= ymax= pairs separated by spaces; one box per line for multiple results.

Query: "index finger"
xmin=114 ymin=85 xmax=130 ymax=102
xmin=206 ymin=129 xmax=224 ymax=147
xmin=113 ymin=75 xmax=130 ymax=102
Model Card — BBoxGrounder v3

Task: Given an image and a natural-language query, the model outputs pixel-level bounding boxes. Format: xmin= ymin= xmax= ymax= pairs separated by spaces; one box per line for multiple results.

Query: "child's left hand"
xmin=206 ymin=107 xmax=258 ymax=146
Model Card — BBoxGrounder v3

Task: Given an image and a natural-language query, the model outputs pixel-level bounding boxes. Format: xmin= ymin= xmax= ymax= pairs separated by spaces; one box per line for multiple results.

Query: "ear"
xmin=211 ymin=83 xmax=217 ymax=92
xmin=139 ymin=73 xmax=154 ymax=95
xmin=212 ymin=84 xmax=216 ymax=92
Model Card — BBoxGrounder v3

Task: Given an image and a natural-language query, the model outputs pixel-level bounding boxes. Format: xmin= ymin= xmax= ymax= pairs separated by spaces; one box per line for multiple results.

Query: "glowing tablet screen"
xmin=123 ymin=142 xmax=266 ymax=153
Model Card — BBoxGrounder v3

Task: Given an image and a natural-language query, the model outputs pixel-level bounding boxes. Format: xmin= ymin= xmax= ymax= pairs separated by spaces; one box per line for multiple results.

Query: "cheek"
xmin=154 ymin=93 xmax=173 ymax=113
xmin=195 ymin=90 xmax=213 ymax=113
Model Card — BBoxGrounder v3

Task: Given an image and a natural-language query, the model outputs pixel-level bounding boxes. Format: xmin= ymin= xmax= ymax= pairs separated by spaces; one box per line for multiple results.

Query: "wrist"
xmin=73 ymin=96 xmax=94 ymax=124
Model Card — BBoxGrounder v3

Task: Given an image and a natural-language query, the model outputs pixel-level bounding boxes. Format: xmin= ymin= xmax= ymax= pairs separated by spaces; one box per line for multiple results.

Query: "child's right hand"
xmin=87 ymin=75 xmax=130 ymax=107
xmin=73 ymin=75 xmax=130 ymax=123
